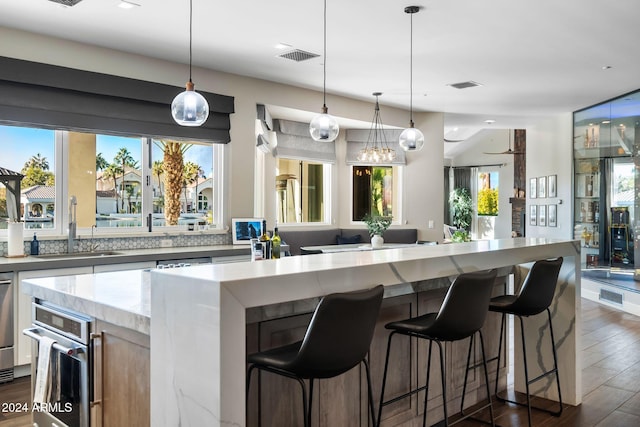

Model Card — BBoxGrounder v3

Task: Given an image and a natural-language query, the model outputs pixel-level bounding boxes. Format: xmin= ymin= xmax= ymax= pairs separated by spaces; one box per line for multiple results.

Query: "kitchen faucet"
xmin=68 ymin=195 xmax=77 ymax=253
xmin=90 ymin=225 xmax=99 ymax=252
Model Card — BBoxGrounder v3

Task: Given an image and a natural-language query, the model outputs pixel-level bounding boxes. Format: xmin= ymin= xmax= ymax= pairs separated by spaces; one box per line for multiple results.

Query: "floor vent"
xmin=0 ymin=368 xmax=14 ymax=384
xmin=277 ymin=49 xmax=320 ymax=62
xmin=600 ymin=288 xmax=623 ymax=305
xmin=447 ymin=81 xmax=483 ymax=89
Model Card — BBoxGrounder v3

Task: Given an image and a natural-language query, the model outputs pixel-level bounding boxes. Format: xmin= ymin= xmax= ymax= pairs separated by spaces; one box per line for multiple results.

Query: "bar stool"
xmin=246 ymin=285 xmax=384 ymax=427
xmin=377 ymin=270 xmax=498 ymax=427
xmin=489 ymin=257 xmax=564 ymax=427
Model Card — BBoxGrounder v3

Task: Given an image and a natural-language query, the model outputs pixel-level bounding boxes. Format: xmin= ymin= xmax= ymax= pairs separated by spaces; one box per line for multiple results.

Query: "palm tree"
xmin=152 ymin=160 xmax=164 ymax=197
xmin=125 ymin=183 xmax=139 ymax=213
xmin=155 ymin=140 xmax=192 ymax=225
xmin=23 ymin=153 xmax=49 ymax=171
xmin=113 ymin=148 xmax=138 ymax=212
xmin=182 ymin=161 xmax=201 ymax=213
xmin=96 ymin=152 xmax=109 ymax=171
xmin=103 ymin=163 xmax=122 ymax=213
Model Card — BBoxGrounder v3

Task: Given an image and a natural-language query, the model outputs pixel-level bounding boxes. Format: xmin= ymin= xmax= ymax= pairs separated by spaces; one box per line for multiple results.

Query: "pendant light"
xmin=171 ymin=0 xmax=209 ymax=127
xmin=399 ymin=6 xmax=425 ymax=152
xmin=309 ymin=0 xmax=339 ymax=142
xmin=357 ymin=93 xmax=396 ymax=163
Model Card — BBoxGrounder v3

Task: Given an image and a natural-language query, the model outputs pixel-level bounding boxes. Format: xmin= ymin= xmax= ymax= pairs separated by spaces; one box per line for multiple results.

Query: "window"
xmin=352 ymin=165 xmax=398 ymax=221
xmin=477 ymin=171 xmax=499 ymax=216
xmin=276 ymin=158 xmax=330 ymax=224
xmin=0 ymin=125 xmax=57 ymax=230
xmin=0 ymin=123 xmax=224 ymax=234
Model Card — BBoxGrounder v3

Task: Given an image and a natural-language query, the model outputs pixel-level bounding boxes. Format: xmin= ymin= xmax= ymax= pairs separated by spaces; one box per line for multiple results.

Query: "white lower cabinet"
xmin=16 ymin=267 xmax=93 ymax=368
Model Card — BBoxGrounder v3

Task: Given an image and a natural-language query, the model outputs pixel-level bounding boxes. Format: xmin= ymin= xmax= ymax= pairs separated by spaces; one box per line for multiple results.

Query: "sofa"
xmin=278 ymin=228 xmax=418 ymax=256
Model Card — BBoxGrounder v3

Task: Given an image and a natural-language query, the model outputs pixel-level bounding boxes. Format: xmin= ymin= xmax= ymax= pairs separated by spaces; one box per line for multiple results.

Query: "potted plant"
xmin=449 ymin=188 xmax=472 ymax=231
xmin=362 ymin=214 xmax=392 ymax=249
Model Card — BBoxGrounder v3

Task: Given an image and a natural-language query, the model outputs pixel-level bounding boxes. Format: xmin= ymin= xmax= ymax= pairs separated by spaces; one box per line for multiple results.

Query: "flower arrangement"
xmin=362 ymin=214 xmax=392 ymax=237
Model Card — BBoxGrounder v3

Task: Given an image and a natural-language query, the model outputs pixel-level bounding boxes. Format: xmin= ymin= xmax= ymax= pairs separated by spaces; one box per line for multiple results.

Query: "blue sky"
xmin=0 ymin=125 xmax=55 ymax=172
xmin=0 ymin=125 xmax=213 ymax=176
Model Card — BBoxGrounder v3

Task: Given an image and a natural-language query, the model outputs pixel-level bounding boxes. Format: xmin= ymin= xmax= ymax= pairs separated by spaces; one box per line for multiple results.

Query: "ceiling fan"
xmin=484 ymin=130 xmax=524 ymax=155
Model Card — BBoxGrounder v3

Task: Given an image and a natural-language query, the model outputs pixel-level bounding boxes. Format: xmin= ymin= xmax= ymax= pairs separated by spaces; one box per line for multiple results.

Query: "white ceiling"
xmin=1 ymin=0 xmax=639 ymax=141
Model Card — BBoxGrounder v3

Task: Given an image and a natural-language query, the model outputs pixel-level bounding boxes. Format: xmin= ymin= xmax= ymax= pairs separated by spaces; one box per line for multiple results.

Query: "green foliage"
xmin=21 ymin=165 xmax=55 ymax=187
xmin=449 ymin=188 xmax=472 ymax=231
xmin=362 ymin=213 xmax=392 ymax=237
xmin=477 ymin=188 xmax=499 ymax=216
xmin=451 ymin=230 xmax=470 ymax=243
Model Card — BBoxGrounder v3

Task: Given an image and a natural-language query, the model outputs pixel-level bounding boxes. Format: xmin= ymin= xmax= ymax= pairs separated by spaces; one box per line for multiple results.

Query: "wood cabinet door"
xmin=94 ymin=320 xmax=150 ymax=427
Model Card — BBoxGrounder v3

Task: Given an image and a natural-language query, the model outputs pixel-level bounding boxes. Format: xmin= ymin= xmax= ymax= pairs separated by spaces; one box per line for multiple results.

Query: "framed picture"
xmin=530 ymin=178 xmax=537 ymax=199
xmin=538 ymin=176 xmax=547 ymax=198
xmin=231 ymin=218 xmax=264 ymax=244
xmin=548 ymin=204 xmax=557 ymax=227
xmin=539 ymin=205 xmax=547 ymax=227
xmin=548 ymin=175 xmax=557 ymax=198
xmin=530 ymin=205 xmax=537 ymax=226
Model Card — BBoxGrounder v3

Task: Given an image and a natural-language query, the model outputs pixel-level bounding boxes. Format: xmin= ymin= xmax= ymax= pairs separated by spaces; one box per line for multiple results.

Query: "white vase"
xmin=371 ymin=234 xmax=384 ymax=249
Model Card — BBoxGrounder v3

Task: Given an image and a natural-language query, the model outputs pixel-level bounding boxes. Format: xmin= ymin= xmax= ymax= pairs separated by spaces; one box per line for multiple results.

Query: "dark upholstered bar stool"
xmin=246 ymin=285 xmax=384 ymax=427
xmin=377 ymin=270 xmax=498 ymax=427
xmin=489 ymin=257 xmax=564 ymax=427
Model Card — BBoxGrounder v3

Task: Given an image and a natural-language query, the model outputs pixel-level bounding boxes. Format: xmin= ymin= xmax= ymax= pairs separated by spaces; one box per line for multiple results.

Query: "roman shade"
xmin=345 ymin=129 xmax=407 ymax=165
xmin=273 ymin=119 xmax=336 ymax=163
xmin=0 ymin=56 xmax=234 ymax=143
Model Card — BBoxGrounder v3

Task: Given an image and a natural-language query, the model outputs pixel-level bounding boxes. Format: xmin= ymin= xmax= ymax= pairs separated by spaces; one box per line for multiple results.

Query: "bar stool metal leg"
xmin=493 ymin=313 xmax=506 ymax=399
xmin=546 ymin=308 xmax=563 ymax=416
xmin=437 ymin=341 xmax=448 ymax=427
xmin=421 ymin=339 xmax=434 ymax=427
xmin=362 ymin=359 xmax=378 ymax=427
xmin=494 ymin=310 xmax=563 ymax=427
xmin=307 ymin=378 xmax=314 ymax=427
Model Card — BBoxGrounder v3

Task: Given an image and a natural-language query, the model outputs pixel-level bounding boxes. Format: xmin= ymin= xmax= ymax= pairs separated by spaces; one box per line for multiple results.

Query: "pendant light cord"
xmin=322 ymin=0 xmax=327 ymax=108
xmin=409 ymin=10 xmax=414 ymax=126
xmin=189 ymin=0 xmax=193 ymax=83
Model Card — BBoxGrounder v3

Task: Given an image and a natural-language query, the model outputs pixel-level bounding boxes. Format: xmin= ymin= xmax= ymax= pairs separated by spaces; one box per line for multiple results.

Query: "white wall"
xmin=526 ymin=114 xmax=573 ymax=239
xmin=0 ymin=27 xmax=445 ymax=242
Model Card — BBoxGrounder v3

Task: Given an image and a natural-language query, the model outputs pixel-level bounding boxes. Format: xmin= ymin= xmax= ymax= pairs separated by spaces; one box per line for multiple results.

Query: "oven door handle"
xmin=23 ymin=327 xmax=81 ymax=356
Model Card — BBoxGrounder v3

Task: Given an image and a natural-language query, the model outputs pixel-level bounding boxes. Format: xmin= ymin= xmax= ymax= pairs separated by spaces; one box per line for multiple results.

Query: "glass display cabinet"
xmin=573 ymin=90 xmax=640 ymax=276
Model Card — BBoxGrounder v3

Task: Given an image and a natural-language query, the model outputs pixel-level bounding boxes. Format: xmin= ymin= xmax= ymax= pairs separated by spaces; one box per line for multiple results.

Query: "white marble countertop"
xmin=0 ymin=244 xmax=250 ymax=271
xmin=21 ymin=269 xmax=151 ymax=334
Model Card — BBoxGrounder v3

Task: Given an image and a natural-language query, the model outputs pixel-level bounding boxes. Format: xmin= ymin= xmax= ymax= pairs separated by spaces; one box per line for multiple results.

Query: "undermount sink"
xmin=34 ymin=250 xmax=122 ymax=259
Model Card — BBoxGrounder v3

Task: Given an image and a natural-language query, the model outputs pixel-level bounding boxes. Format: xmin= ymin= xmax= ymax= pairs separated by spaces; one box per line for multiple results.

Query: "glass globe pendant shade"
xmin=399 ymin=124 xmax=425 ymax=152
xmin=309 ymin=106 xmax=339 ymax=142
xmin=171 ymin=80 xmax=210 ymax=127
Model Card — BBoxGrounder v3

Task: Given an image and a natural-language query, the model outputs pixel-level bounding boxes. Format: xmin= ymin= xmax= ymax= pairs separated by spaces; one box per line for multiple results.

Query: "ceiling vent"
xmin=277 ymin=49 xmax=320 ymax=62
xmin=48 ymin=0 xmax=84 ymax=5
xmin=448 ymin=81 xmax=483 ymax=89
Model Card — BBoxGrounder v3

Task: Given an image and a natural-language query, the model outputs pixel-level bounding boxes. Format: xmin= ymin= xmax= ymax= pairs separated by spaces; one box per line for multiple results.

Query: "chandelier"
xmin=357 ymin=92 xmax=396 ymax=163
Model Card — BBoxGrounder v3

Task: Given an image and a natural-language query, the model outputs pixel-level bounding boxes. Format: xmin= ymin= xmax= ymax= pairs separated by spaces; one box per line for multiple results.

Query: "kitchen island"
xmin=150 ymin=238 xmax=580 ymax=427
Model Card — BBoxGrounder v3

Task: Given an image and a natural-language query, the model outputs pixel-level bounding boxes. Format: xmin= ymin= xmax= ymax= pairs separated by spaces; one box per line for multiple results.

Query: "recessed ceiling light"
xmin=118 ymin=1 xmax=140 ymax=9
xmin=484 ymin=119 xmax=495 ymax=124
xmin=275 ymin=43 xmax=292 ymax=50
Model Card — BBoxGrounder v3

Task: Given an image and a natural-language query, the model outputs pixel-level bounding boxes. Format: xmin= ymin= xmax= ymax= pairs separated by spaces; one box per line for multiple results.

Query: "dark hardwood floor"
xmin=1 ymin=298 xmax=639 ymax=426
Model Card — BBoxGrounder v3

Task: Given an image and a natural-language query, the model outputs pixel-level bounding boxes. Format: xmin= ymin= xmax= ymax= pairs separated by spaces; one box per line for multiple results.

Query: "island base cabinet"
xmin=246 ymin=284 xmax=507 ymax=427
xmin=93 ymin=320 xmax=150 ymax=427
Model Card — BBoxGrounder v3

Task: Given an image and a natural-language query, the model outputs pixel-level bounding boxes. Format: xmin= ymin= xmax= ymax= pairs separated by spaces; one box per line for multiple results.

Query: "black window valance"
xmin=0 ymin=56 xmax=234 ymax=143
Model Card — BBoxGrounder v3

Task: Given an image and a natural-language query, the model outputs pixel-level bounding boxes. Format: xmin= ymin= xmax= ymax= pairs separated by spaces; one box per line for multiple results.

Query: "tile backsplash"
xmin=4 ymin=232 xmax=232 ymax=256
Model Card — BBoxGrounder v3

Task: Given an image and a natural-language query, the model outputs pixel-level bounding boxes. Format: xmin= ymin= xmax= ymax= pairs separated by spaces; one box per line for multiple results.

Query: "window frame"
xmin=349 ymin=164 xmax=404 ymax=226
xmin=1 ymin=123 xmax=226 ymax=237
xmin=274 ymin=157 xmax=333 ymax=226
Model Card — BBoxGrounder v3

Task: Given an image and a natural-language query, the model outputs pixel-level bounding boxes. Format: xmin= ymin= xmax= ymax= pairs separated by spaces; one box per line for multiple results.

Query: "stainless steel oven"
xmin=24 ymin=301 xmax=92 ymax=427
